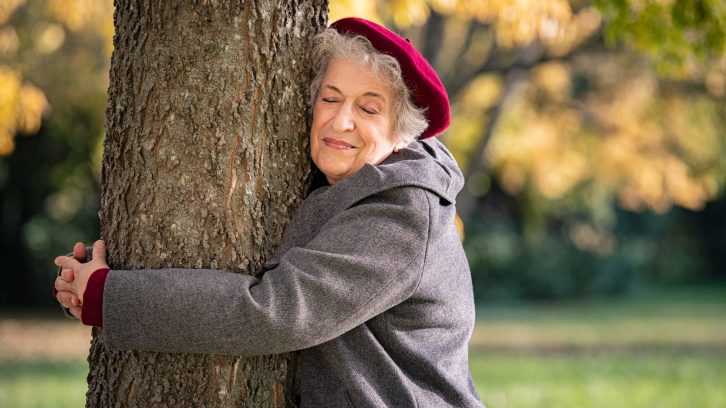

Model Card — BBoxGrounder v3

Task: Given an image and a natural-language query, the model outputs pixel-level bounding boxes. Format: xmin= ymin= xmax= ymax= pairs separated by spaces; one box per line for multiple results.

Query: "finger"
xmin=58 ymin=291 xmax=81 ymax=307
xmin=54 ymin=255 xmax=80 ymax=269
xmin=56 ymin=291 xmax=80 ymax=308
xmin=92 ymin=240 xmax=107 ymax=263
xmin=54 ymin=276 xmax=74 ymax=293
xmin=56 ymin=291 xmax=69 ymax=308
xmin=69 ymin=306 xmax=82 ymax=320
xmin=61 ymin=268 xmax=75 ymax=282
xmin=73 ymin=242 xmax=87 ymax=262
xmin=56 ymin=291 xmax=68 ymax=308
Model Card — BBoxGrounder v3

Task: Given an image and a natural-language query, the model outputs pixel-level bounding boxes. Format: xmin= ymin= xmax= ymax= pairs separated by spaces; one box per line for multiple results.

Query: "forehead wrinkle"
xmin=322 ymin=84 xmax=342 ymax=94
xmin=322 ymin=79 xmax=389 ymax=105
xmin=361 ymin=91 xmax=387 ymax=103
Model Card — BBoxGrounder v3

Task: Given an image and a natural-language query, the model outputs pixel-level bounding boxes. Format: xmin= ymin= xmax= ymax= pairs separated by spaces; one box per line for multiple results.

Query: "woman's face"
xmin=310 ymin=58 xmax=399 ymax=184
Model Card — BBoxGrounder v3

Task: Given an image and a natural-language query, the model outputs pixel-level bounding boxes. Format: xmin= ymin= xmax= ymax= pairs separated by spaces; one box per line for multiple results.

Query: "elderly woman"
xmin=54 ymin=17 xmax=483 ymax=407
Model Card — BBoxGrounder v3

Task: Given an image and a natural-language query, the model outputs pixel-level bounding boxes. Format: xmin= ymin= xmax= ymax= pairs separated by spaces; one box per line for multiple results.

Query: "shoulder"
xmin=354 ymin=184 xmax=430 ymax=211
xmin=330 ymin=185 xmax=432 ymax=242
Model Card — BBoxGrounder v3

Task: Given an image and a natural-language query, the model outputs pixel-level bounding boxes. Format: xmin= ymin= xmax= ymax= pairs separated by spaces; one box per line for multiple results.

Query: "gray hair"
xmin=309 ymin=29 xmax=428 ymax=146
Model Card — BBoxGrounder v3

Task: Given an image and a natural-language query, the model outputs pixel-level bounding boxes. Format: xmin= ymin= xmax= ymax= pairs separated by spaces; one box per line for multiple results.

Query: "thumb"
xmin=73 ymin=242 xmax=87 ymax=262
xmin=92 ymin=240 xmax=107 ymax=263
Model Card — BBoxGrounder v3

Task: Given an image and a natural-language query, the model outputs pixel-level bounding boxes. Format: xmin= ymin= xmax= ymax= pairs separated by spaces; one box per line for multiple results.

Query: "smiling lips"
xmin=323 ymin=137 xmax=357 ymax=150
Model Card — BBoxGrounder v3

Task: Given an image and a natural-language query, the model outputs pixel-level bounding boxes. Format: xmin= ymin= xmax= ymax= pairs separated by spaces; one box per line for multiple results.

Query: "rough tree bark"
xmin=88 ymin=1 xmax=328 ymax=406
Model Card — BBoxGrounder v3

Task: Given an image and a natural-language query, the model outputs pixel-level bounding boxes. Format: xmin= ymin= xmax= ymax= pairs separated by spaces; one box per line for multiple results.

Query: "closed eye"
xmin=322 ymin=98 xmax=339 ymax=103
xmin=361 ymin=106 xmax=378 ymax=115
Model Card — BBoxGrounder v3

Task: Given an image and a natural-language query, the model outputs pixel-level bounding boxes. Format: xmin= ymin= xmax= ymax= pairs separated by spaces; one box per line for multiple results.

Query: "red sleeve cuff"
xmin=81 ymin=268 xmax=109 ymax=327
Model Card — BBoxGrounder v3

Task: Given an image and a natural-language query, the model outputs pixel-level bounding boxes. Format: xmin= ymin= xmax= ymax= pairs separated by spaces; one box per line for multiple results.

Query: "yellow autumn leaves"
xmin=0 ymin=67 xmax=48 ymax=155
xmin=2 ymin=0 xmax=725 ymax=216
xmin=331 ymin=0 xmax=586 ymax=48
xmin=0 ymin=0 xmax=112 ymax=156
xmin=331 ymin=0 xmax=726 ymax=214
xmin=1 ymin=0 xmax=46 ymax=155
xmin=487 ymin=56 xmax=723 ymax=213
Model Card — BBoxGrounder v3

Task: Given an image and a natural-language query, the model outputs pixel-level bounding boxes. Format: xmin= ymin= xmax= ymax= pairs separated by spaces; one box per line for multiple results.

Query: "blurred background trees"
xmin=1 ymin=0 xmax=111 ymax=306
xmin=2 ymin=0 xmax=725 ymax=307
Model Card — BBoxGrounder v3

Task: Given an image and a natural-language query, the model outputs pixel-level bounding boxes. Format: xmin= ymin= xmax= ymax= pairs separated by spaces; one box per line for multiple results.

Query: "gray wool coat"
xmin=101 ymin=138 xmax=484 ymax=407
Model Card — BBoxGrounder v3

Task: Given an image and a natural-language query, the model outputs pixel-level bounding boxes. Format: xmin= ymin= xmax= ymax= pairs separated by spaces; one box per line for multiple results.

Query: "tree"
xmin=87 ymin=1 xmax=327 ymax=406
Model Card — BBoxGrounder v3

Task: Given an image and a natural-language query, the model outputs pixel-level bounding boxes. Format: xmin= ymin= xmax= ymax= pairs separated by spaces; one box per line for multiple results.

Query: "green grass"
xmin=5 ymin=353 xmax=724 ymax=407
xmin=469 ymin=285 xmax=726 ymax=407
xmin=1 ymin=285 xmax=724 ymax=407
xmin=471 ymin=284 xmax=726 ymax=350
xmin=0 ymin=360 xmax=87 ymax=408
xmin=471 ymin=351 xmax=726 ymax=408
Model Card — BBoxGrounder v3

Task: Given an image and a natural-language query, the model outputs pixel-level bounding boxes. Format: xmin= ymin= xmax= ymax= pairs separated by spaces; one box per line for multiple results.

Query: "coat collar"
xmin=263 ymin=139 xmax=463 ymax=269
xmin=316 ymin=138 xmax=462 ymax=207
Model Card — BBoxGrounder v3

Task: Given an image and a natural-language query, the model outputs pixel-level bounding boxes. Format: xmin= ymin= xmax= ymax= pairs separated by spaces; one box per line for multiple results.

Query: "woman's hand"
xmin=54 ymin=242 xmax=89 ymax=318
xmin=54 ymin=240 xmax=109 ymax=319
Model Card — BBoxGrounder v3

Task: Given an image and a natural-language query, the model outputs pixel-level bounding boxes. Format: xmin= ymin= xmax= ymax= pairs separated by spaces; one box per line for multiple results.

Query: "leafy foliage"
xmin=596 ymin=0 xmax=726 ymax=71
xmin=0 ymin=0 xmax=109 ymax=306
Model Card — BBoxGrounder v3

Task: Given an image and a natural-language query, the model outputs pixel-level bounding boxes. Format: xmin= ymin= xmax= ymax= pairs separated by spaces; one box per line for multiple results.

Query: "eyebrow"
xmin=322 ymin=84 xmax=387 ymax=103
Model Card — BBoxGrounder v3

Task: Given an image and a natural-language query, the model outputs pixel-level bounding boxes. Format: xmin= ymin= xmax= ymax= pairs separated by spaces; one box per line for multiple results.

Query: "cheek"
xmin=310 ymin=107 xmax=325 ymax=143
xmin=365 ymin=127 xmax=397 ymax=159
xmin=310 ymin=107 xmax=331 ymax=139
xmin=309 ymin=134 xmax=321 ymax=165
xmin=310 ymin=111 xmax=321 ymax=135
xmin=371 ymin=144 xmax=392 ymax=163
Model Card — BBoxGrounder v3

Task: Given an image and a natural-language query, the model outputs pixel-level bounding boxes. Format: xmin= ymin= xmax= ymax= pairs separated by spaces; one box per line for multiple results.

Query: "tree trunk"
xmin=88 ymin=1 xmax=328 ymax=406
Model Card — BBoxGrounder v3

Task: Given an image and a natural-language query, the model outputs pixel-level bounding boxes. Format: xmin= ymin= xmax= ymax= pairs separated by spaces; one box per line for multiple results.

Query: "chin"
xmin=320 ymin=168 xmax=347 ymax=181
xmin=318 ymin=160 xmax=350 ymax=177
xmin=321 ymin=164 xmax=359 ymax=183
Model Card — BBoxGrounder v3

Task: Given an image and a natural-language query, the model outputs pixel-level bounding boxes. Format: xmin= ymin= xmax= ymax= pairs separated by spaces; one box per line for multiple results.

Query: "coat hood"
xmin=265 ymin=138 xmax=464 ymax=269
xmin=316 ymin=138 xmax=464 ymax=210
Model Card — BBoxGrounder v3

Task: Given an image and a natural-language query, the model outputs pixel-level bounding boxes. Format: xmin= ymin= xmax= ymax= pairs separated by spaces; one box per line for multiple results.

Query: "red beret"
xmin=330 ymin=17 xmax=451 ymax=139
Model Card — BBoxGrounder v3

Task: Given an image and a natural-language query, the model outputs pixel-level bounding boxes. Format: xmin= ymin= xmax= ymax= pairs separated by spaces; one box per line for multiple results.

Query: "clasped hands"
xmin=54 ymin=240 xmax=109 ymax=319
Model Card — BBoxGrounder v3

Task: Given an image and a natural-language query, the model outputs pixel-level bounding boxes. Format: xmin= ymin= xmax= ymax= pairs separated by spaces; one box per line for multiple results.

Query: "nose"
xmin=332 ymin=101 xmax=355 ymax=133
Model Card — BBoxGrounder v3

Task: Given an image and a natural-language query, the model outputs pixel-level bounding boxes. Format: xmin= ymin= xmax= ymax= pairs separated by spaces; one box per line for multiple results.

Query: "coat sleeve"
xmin=102 ymin=188 xmax=430 ymax=355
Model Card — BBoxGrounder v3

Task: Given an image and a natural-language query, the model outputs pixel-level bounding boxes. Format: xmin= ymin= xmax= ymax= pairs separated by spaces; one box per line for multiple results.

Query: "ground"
xmin=1 ymin=285 xmax=725 ymax=407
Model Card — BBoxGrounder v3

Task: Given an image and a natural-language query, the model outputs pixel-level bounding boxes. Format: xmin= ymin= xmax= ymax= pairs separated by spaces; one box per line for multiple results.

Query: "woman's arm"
xmin=99 ymin=187 xmax=430 ymax=356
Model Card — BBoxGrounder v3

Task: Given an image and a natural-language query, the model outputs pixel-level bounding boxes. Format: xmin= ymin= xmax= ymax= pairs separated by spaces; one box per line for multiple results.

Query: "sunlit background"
xmin=1 ymin=0 xmax=725 ymax=407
